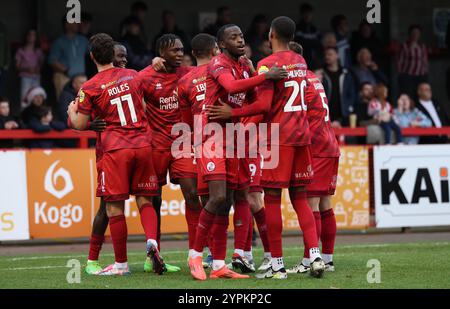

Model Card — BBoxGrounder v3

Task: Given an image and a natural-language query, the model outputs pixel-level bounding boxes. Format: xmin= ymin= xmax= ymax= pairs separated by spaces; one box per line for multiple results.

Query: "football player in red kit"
xmin=178 ymin=33 xmax=221 ymax=265
xmin=207 ymin=17 xmax=326 ymax=279
xmin=68 ymin=33 xmax=163 ymax=276
xmin=287 ymin=68 xmax=340 ymax=274
xmin=83 ymin=41 xmax=127 ymax=275
xmin=138 ymin=34 xmax=199 ymax=273
xmin=188 ymin=24 xmax=287 ymax=280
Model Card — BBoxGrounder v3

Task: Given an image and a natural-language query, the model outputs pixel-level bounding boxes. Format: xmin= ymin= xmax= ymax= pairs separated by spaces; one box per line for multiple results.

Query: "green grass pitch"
xmin=1 ymin=242 xmax=449 ymax=289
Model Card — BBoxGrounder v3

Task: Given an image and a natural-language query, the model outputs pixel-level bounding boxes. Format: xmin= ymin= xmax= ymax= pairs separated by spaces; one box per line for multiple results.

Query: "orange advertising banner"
xmin=26 ymin=147 xmax=369 ymax=239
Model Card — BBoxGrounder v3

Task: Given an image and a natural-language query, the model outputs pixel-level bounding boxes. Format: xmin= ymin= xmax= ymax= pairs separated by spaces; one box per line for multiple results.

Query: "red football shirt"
xmin=305 ymin=70 xmax=340 ymax=158
xmin=77 ymin=67 xmax=151 ymax=152
xmin=256 ymin=50 xmax=311 ymax=146
xmin=138 ymin=65 xmax=192 ymax=150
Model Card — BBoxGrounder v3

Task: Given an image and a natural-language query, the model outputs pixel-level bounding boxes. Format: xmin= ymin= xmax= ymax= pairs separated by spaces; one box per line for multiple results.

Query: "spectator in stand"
xmin=21 ymin=86 xmax=47 ymax=126
xmin=203 ymin=6 xmax=232 ymax=36
xmin=120 ymin=1 xmax=148 ymax=40
xmin=246 ymin=14 xmax=269 ymax=59
xmin=416 ymin=82 xmax=449 ymax=144
xmin=181 ymin=54 xmax=194 ymax=67
xmin=121 ymin=17 xmax=153 ymax=71
xmin=80 ymin=12 xmax=97 ymax=79
xmin=0 ymin=22 xmax=10 ymax=97
xmin=397 ymin=25 xmax=429 ymax=98
xmin=322 ymin=47 xmax=356 ymax=127
xmin=153 ymin=10 xmax=191 ymax=53
xmin=351 ymin=48 xmax=387 ymax=87
xmin=48 ymin=18 xmax=89 ymax=100
xmin=58 ymin=74 xmax=87 ymax=124
xmin=354 ymin=82 xmax=385 ymax=144
xmin=252 ymin=39 xmax=272 ymax=64
xmin=0 ymin=97 xmax=22 ymax=148
xmin=294 ymin=3 xmax=322 ymax=70
xmin=368 ymin=84 xmax=403 ymax=145
xmin=394 ymin=94 xmax=432 ymax=145
xmin=331 ymin=14 xmax=351 ymax=68
xmin=350 ymin=21 xmax=382 ymax=64
xmin=15 ymin=29 xmax=44 ymax=109
xmin=28 ymin=105 xmax=65 ymax=149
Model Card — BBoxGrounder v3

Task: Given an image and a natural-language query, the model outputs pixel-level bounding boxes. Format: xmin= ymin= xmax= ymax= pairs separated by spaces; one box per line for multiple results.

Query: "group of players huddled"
xmin=67 ymin=15 xmax=340 ymax=280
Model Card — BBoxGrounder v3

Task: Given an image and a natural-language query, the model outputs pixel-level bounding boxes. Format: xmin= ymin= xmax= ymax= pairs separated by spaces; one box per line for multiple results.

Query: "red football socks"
xmin=254 ymin=208 xmax=271 ymax=253
xmin=290 ymin=191 xmax=319 ymax=256
xmin=193 ymin=209 xmax=216 ymax=253
xmin=88 ymin=234 xmax=105 ymax=261
xmin=139 ymin=203 xmax=158 ymax=243
xmin=233 ymin=200 xmax=251 ymax=252
xmin=264 ymin=194 xmax=283 ymax=258
xmin=212 ymin=215 xmax=229 ymax=260
xmin=321 ymin=209 xmax=337 ymax=255
xmin=303 ymin=211 xmax=322 ymax=258
xmin=244 ymin=213 xmax=254 ymax=252
xmin=185 ymin=206 xmax=201 ymax=250
xmin=109 ymin=215 xmax=128 ymax=263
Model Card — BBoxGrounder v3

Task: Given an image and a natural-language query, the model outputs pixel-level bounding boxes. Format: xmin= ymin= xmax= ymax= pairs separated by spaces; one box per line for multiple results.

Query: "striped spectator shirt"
xmin=397 ymin=41 xmax=429 ymax=76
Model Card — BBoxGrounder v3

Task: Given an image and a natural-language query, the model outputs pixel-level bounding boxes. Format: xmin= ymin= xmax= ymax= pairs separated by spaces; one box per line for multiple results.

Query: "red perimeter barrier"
xmin=0 ymin=127 xmax=449 ymax=149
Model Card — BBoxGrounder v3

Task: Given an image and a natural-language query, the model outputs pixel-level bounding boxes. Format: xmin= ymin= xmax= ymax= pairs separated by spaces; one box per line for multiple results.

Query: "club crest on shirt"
xmin=207 ymin=162 xmax=216 ymax=172
xmin=243 ymin=71 xmax=249 ymax=79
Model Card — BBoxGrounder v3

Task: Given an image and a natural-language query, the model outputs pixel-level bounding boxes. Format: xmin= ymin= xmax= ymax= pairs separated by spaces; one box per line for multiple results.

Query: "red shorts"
xmin=195 ymin=142 xmax=239 ymax=190
xmin=261 ymin=145 xmax=313 ymax=189
xmin=97 ymin=146 xmax=159 ymax=202
xmin=152 ymin=149 xmax=196 ymax=186
xmin=194 ymin=151 xmax=209 ymax=196
xmin=246 ymin=155 xmax=263 ymax=193
xmin=307 ymin=157 xmax=340 ymax=197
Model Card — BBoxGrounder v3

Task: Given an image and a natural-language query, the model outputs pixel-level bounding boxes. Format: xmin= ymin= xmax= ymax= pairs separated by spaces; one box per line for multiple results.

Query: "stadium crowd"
xmin=0 ymin=2 xmax=449 ymax=148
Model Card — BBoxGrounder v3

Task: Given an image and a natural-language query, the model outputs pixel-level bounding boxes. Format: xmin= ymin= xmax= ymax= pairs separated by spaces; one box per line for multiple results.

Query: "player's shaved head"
xmin=89 ymin=33 xmax=115 ymax=65
xmin=191 ymin=33 xmax=217 ymax=59
xmin=289 ymin=41 xmax=303 ymax=55
xmin=156 ymin=34 xmax=182 ymax=57
xmin=271 ymin=16 xmax=296 ymax=43
xmin=217 ymin=24 xmax=239 ymax=43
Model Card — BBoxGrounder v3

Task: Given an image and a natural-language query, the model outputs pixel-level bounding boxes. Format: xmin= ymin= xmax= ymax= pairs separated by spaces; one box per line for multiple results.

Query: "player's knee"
xmin=208 ymin=193 xmax=227 ymax=210
xmin=184 ymin=189 xmax=200 ymax=208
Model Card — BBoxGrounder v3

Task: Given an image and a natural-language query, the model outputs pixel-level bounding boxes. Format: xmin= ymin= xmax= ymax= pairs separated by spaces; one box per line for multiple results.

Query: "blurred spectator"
xmin=322 ymin=32 xmax=337 ymax=49
xmin=331 ymin=14 xmax=351 ymax=68
xmin=21 ymin=86 xmax=47 ymax=126
xmin=416 ymin=82 xmax=449 ymax=144
xmin=397 ymin=25 xmax=429 ymax=98
xmin=322 ymin=47 xmax=356 ymax=127
xmin=0 ymin=97 xmax=22 ymax=148
xmin=28 ymin=105 xmax=65 ymax=149
xmin=120 ymin=1 xmax=148 ymax=40
xmin=246 ymin=14 xmax=269 ymax=58
xmin=351 ymin=48 xmax=387 ymax=87
xmin=58 ymin=74 xmax=87 ymax=124
xmin=48 ymin=19 xmax=89 ymax=100
xmin=350 ymin=21 xmax=382 ymax=64
xmin=80 ymin=12 xmax=97 ymax=78
xmin=368 ymin=84 xmax=403 ymax=144
xmin=121 ymin=17 xmax=153 ymax=71
xmin=15 ymin=29 xmax=44 ymax=109
xmin=153 ymin=10 xmax=191 ymax=53
xmin=355 ymin=82 xmax=376 ymax=126
xmin=203 ymin=6 xmax=232 ymax=36
xmin=294 ymin=3 xmax=322 ymax=70
xmin=394 ymin=94 xmax=432 ymax=145
xmin=252 ymin=39 xmax=272 ymax=64
xmin=354 ymin=82 xmax=385 ymax=144
xmin=244 ymin=44 xmax=253 ymax=60
xmin=181 ymin=54 xmax=194 ymax=67
xmin=0 ymin=21 xmax=10 ymax=97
